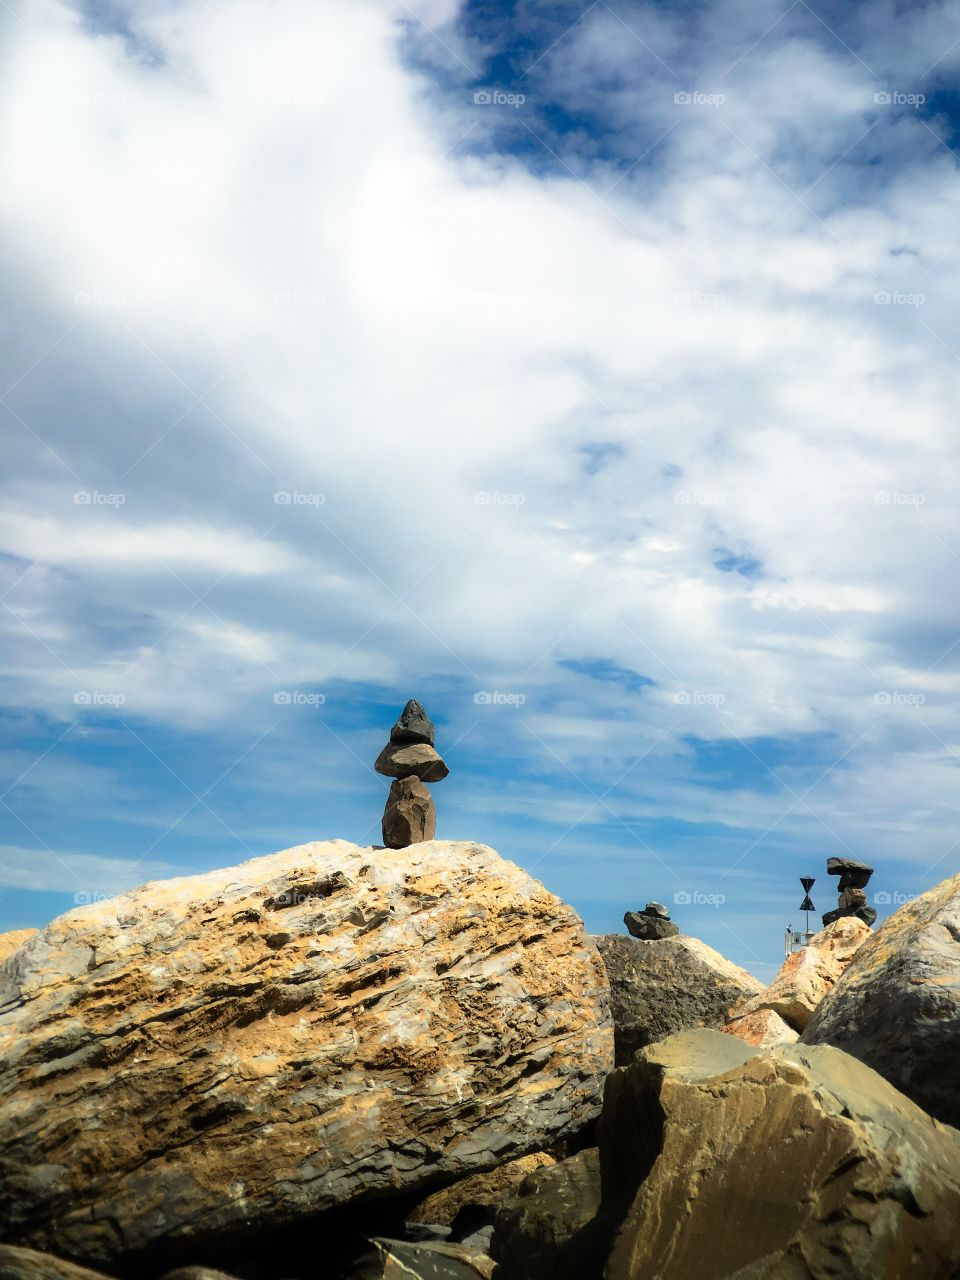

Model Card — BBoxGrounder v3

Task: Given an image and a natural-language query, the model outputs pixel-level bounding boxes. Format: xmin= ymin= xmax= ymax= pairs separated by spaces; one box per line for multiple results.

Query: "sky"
xmin=2 ymin=0 xmax=959 ymax=980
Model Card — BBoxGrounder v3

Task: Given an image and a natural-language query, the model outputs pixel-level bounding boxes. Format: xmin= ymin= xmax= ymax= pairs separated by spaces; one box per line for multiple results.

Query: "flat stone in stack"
xmin=375 ymin=741 xmax=449 ymax=782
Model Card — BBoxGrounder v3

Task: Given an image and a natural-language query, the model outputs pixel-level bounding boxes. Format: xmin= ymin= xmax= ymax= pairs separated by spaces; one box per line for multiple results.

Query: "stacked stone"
xmin=624 ymin=901 xmax=679 ymax=941
xmin=375 ymin=699 xmax=448 ymax=849
xmin=822 ymin=856 xmax=877 ymax=928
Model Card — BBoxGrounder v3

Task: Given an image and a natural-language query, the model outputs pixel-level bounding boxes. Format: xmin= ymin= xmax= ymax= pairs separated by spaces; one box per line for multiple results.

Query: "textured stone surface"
xmin=803 ymin=870 xmax=960 ymax=1128
xmin=408 ymin=1154 xmax=556 ymax=1226
xmin=348 ymin=1238 xmax=494 ymax=1279
xmin=382 ymin=777 xmax=436 ymax=848
xmin=721 ymin=1006 xmax=798 ymax=1048
xmin=389 ymin=699 xmax=435 ymax=747
xmin=374 ymin=742 xmax=449 ymax=782
xmin=0 ymin=1247 xmax=114 ymax=1280
xmin=0 ymin=929 xmax=38 ymax=965
xmin=603 ymin=1028 xmax=960 ymax=1280
xmin=827 ymin=855 xmax=873 ymax=887
xmin=736 ymin=917 xmax=870 ymax=1032
xmin=622 ymin=912 xmax=678 ymax=941
xmin=592 ymin=934 xmax=762 ymax=1065
xmin=0 ymin=840 xmax=613 ymax=1266
xmin=490 ymin=1149 xmax=606 ymax=1280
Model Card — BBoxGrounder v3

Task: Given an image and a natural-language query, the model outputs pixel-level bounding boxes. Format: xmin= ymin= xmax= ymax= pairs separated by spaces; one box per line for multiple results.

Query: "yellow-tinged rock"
xmin=0 ymin=929 xmax=38 ymax=965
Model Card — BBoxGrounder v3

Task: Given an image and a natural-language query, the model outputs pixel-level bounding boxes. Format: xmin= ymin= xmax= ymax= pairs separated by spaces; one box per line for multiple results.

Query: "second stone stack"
xmin=375 ymin=699 xmax=449 ymax=849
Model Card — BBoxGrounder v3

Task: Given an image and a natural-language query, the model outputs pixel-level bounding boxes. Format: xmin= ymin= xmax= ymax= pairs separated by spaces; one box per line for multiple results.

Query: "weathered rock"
xmin=382 ymin=777 xmax=436 ymax=848
xmin=735 ymin=916 xmax=870 ymax=1032
xmin=408 ymin=1154 xmax=556 ymax=1226
xmin=602 ymin=1028 xmax=960 ymax=1280
xmin=390 ymin=699 xmax=435 ymax=746
xmin=622 ymin=912 xmax=678 ymax=941
xmin=827 ymin=855 xmax=873 ymax=888
xmin=0 ymin=1246 xmax=115 ymax=1280
xmin=491 ymin=1148 xmax=606 ymax=1280
xmin=642 ymin=901 xmax=668 ymax=918
xmin=0 ymin=929 xmax=38 ymax=965
xmin=592 ymin=933 xmax=762 ymax=1065
xmin=838 ymin=885 xmax=867 ymax=910
xmin=803 ymin=870 xmax=960 ymax=1128
xmin=374 ymin=741 xmax=449 ymax=782
xmin=721 ymin=1006 xmax=798 ymax=1049
xmin=0 ymin=840 xmax=612 ymax=1267
xmin=348 ymin=1238 xmax=494 ymax=1279
xmin=823 ymin=903 xmax=877 ymax=928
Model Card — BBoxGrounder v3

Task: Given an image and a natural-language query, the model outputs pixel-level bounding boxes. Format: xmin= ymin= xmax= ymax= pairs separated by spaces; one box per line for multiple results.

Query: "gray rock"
xmin=382 ymin=777 xmax=436 ymax=848
xmin=642 ymin=901 xmax=669 ymax=918
xmin=593 ymin=934 xmax=762 ymax=1065
xmin=390 ymin=699 xmax=436 ymax=746
xmin=602 ymin=1028 xmax=960 ymax=1280
xmin=491 ymin=1149 xmax=607 ymax=1280
xmin=374 ymin=741 xmax=449 ymax=782
xmin=623 ymin=911 xmax=678 ymax=941
xmin=803 ymin=870 xmax=960 ymax=1128
xmin=826 ymin=855 xmax=873 ymax=888
xmin=0 ymin=1246 xmax=114 ymax=1280
xmin=822 ymin=905 xmax=878 ymax=928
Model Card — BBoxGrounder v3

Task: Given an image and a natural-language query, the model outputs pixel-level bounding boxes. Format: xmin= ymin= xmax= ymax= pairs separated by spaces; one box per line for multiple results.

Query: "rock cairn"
xmin=821 ymin=855 xmax=877 ymax=927
xmin=375 ymin=699 xmax=448 ymax=848
xmin=624 ymin=900 xmax=679 ymax=940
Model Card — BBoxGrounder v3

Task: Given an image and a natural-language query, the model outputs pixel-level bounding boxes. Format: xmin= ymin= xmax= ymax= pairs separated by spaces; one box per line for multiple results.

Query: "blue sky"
xmin=2 ymin=0 xmax=960 ymax=979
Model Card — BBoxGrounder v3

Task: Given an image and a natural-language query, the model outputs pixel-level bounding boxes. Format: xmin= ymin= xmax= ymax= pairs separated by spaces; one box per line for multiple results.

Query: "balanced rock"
xmin=375 ymin=740 xmax=449 ymax=782
xmin=0 ymin=840 xmax=613 ymax=1267
xmin=0 ymin=929 xmax=37 ymax=965
xmin=382 ymin=777 xmax=436 ymax=848
xmin=732 ymin=916 xmax=870 ymax=1032
xmin=409 ymin=1154 xmax=556 ymax=1227
xmin=623 ymin=911 xmax=678 ymax=941
xmin=721 ymin=1006 xmax=798 ymax=1049
xmin=803 ymin=870 xmax=960 ymax=1128
xmin=601 ymin=1029 xmax=960 ymax=1280
xmin=827 ymin=855 xmax=873 ymax=888
xmin=390 ymin=699 xmax=435 ymax=746
xmin=592 ymin=934 xmax=762 ymax=1066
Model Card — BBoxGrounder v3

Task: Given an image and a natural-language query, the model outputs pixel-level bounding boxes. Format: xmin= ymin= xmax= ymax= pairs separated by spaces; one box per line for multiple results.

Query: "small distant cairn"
xmin=374 ymin=699 xmax=448 ymax=849
xmin=624 ymin=901 xmax=679 ymax=940
xmin=822 ymin=856 xmax=877 ymax=927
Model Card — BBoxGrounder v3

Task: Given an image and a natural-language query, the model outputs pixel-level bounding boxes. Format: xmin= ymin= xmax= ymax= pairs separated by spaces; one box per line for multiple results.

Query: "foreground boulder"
xmin=730 ymin=916 xmax=869 ymax=1032
xmin=803 ymin=870 xmax=960 ymax=1127
xmin=491 ymin=1149 xmax=605 ymax=1280
xmin=592 ymin=933 xmax=762 ymax=1065
xmin=0 ymin=1246 xmax=115 ymax=1280
xmin=0 ymin=929 xmax=38 ymax=965
xmin=602 ymin=1028 xmax=960 ymax=1279
xmin=0 ymin=840 xmax=612 ymax=1267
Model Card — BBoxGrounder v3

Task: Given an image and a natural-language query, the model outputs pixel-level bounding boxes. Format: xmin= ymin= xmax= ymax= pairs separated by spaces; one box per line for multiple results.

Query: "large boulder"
xmin=0 ymin=929 xmax=38 ymax=965
xmin=592 ymin=934 xmax=763 ymax=1065
xmin=0 ymin=840 xmax=613 ymax=1268
xmin=602 ymin=1028 xmax=960 ymax=1280
xmin=731 ymin=916 xmax=870 ymax=1032
xmin=802 ymin=870 xmax=960 ymax=1127
xmin=721 ymin=1006 xmax=797 ymax=1049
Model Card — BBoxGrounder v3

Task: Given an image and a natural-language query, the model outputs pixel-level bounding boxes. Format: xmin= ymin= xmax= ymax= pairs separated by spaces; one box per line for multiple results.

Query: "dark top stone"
xmin=827 ymin=856 xmax=873 ymax=884
xmin=390 ymin=699 xmax=435 ymax=746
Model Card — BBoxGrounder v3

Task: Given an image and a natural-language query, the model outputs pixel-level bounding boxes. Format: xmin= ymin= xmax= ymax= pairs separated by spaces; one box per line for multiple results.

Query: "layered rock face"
xmin=601 ymin=1029 xmax=960 ymax=1280
xmin=803 ymin=870 xmax=960 ymax=1127
xmin=0 ymin=840 xmax=613 ymax=1267
xmin=593 ymin=933 xmax=762 ymax=1065
xmin=0 ymin=928 xmax=38 ymax=964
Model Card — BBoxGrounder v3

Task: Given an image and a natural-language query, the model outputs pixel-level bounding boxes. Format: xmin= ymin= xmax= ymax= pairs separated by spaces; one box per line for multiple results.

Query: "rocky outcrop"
xmin=408 ymin=1154 xmax=556 ymax=1226
xmin=803 ymin=870 xmax=960 ymax=1127
xmin=592 ymin=933 xmax=762 ymax=1065
xmin=601 ymin=1028 xmax=960 ymax=1280
xmin=721 ymin=1006 xmax=797 ymax=1048
xmin=490 ymin=1149 xmax=606 ymax=1280
xmin=730 ymin=916 xmax=869 ymax=1032
xmin=0 ymin=928 xmax=38 ymax=965
xmin=0 ymin=840 xmax=613 ymax=1268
